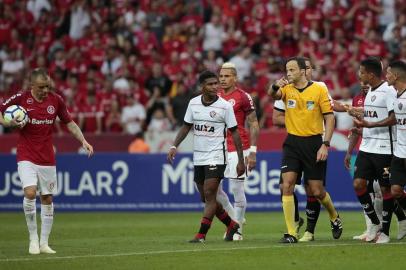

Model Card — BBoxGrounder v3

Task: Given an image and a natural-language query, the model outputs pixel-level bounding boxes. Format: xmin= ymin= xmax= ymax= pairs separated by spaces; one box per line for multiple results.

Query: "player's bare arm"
xmin=344 ymin=131 xmax=360 ymax=170
xmin=246 ymin=110 xmax=259 ymax=171
xmin=317 ymin=113 xmax=335 ymax=162
xmin=353 ymin=111 xmax=396 ymax=128
xmin=272 ymin=109 xmax=285 ymax=127
xmin=167 ymin=123 xmax=192 ymax=164
xmin=229 ymin=126 xmax=245 ymax=177
xmin=66 ymin=121 xmax=94 ymax=157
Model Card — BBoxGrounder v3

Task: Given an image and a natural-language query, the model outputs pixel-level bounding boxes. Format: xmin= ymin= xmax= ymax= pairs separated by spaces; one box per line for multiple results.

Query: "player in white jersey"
xmin=272 ymin=57 xmax=345 ymax=242
xmin=167 ymin=70 xmax=245 ymax=243
xmin=351 ymin=57 xmax=399 ymax=243
xmin=356 ymin=60 xmax=406 ymax=242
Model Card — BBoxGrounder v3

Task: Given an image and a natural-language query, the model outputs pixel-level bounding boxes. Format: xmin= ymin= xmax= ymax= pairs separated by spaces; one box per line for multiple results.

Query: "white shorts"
xmin=224 ymin=150 xmax=250 ymax=180
xmin=17 ymin=161 xmax=57 ymax=195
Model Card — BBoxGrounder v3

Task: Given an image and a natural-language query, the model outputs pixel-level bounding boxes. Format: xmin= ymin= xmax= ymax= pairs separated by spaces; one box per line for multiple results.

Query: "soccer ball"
xmin=3 ymin=105 xmax=28 ymax=124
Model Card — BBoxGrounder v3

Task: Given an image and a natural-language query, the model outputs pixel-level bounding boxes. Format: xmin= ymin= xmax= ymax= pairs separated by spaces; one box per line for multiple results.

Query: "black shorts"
xmin=279 ymin=172 xmax=303 ymax=185
xmin=354 ymin=151 xmax=392 ymax=187
xmin=194 ymin=164 xmax=226 ymax=185
xmin=281 ymin=134 xmax=326 ymax=182
xmin=390 ymin=156 xmax=406 ymax=187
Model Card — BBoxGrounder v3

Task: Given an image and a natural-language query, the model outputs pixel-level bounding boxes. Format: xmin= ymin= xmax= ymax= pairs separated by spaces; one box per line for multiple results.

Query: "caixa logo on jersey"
xmin=161 ymin=157 xmax=305 ymax=196
xmin=194 ymin=124 xmax=214 ymax=132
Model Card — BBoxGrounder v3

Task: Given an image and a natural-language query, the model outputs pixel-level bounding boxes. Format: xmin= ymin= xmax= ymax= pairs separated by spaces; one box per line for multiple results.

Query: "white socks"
xmin=23 ymin=197 xmax=38 ymax=241
xmin=40 ymin=204 xmax=54 ymax=246
xmin=217 ymin=183 xmax=235 ymax=219
xmin=373 ymin=181 xmax=383 ymax=222
xmin=230 ymin=180 xmax=247 ymax=233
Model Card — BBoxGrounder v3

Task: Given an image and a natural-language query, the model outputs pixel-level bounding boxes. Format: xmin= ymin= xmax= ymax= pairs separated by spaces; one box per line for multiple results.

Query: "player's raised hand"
xmin=246 ymin=152 xmax=256 ymax=171
xmin=167 ymin=146 xmax=177 ymax=164
xmin=236 ymin=159 xmax=246 ymax=177
xmin=275 ymin=77 xmax=289 ymax=88
xmin=82 ymin=140 xmax=94 ymax=157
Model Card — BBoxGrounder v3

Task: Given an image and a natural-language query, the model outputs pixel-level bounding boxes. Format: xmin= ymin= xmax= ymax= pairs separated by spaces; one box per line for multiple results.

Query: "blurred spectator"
xmin=0 ymin=0 xmax=405 ymax=135
xmin=167 ymin=83 xmax=192 ymax=128
xmin=229 ymin=47 xmax=253 ymax=81
xmin=145 ymin=63 xmax=172 ymax=97
xmin=78 ymin=88 xmax=103 ymax=134
xmin=128 ymin=132 xmax=150 ymax=153
xmin=121 ymin=94 xmax=146 ymax=135
xmin=201 ymin=14 xmax=224 ymax=56
xmin=147 ymin=107 xmax=172 ymax=133
xmin=69 ymin=0 xmax=90 ymax=40
xmin=27 ymin=0 xmax=51 ymax=21
xmin=105 ymin=98 xmax=123 ymax=133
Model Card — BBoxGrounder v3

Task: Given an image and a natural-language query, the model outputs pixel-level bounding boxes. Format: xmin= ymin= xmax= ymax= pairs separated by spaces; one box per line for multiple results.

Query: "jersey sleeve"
xmin=0 ymin=92 xmax=23 ymax=113
xmin=57 ymin=95 xmax=73 ymax=124
xmin=386 ymin=88 xmax=396 ymax=113
xmin=241 ymin=91 xmax=255 ymax=113
xmin=319 ymin=85 xmax=334 ymax=114
xmin=225 ymin=102 xmax=237 ymax=129
xmin=280 ymin=86 xmax=287 ymax=102
xmin=273 ymin=100 xmax=285 ymax=111
xmin=183 ymin=101 xmax=193 ymax=124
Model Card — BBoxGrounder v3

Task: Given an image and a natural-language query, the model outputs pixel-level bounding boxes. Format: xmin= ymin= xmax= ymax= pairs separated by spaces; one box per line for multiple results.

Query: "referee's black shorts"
xmin=281 ymin=134 xmax=326 ymax=183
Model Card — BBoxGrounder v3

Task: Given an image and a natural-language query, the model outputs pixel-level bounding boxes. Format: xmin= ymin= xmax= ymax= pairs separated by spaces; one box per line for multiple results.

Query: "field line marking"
xmin=2 ymin=241 xmax=406 ymax=262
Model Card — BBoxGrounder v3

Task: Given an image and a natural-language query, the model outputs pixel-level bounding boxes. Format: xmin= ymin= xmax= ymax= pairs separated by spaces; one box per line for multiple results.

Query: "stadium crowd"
xmin=0 ymin=0 xmax=406 ymax=135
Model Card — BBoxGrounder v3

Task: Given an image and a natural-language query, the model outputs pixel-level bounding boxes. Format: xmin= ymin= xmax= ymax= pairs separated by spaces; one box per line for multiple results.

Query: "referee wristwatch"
xmin=322 ymin=141 xmax=330 ymax=147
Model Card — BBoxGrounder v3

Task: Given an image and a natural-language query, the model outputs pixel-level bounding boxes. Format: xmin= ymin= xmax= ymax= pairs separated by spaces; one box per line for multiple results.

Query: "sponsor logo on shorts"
xmin=208 ymin=165 xmax=217 ymax=171
xmin=49 ymin=182 xmax=55 ymax=191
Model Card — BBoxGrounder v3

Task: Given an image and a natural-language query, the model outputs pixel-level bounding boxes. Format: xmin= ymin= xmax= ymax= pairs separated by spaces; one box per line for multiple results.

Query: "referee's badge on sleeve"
xmin=287 ymin=99 xmax=296 ymax=108
xmin=306 ymin=101 xmax=315 ymax=110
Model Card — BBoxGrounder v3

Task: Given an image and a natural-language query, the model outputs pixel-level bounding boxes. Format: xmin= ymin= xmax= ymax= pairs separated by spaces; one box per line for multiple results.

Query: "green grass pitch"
xmin=0 ymin=211 xmax=405 ymax=270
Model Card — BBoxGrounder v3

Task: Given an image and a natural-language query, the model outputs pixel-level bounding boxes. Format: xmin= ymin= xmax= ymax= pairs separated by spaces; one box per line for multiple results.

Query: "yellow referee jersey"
xmin=280 ymin=82 xmax=333 ymax=136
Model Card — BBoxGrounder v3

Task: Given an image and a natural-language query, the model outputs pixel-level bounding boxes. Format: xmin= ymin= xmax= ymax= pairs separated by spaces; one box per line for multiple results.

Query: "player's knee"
xmin=40 ymin=195 xmax=53 ymax=204
xmin=391 ymin=187 xmax=404 ymax=199
xmin=24 ymin=190 xmax=36 ymax=200
xmin=353 ymin=179 xmax=366 ymax=191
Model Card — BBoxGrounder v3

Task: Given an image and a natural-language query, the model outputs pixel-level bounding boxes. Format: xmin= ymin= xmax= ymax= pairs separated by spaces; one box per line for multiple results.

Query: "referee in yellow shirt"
xmin=268 ymin=57 xmax=342 ymax=243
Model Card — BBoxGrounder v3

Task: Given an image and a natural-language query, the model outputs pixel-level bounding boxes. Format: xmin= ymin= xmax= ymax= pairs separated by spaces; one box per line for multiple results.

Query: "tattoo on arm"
xmin=66 ymin=121 xmax=85 ymax=144
xmin=247 ymin=111 xmax=259 ymax=146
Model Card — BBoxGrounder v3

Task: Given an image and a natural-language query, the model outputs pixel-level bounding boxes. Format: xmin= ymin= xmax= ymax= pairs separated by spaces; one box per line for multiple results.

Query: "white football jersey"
xmin=394 ymin=91 xmax=406 ymax=158
xmin=273 ymin=81 xmax=331 ymax=111
xmin=360 ymin=81 xmax=396 ymax=155
xmin=184 ymin=95 xmax=238 ymax=165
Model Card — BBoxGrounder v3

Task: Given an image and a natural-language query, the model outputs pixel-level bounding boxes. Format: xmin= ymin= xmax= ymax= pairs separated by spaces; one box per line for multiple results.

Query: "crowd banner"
xmin=0 ymin=152 xmax=359 ymax=211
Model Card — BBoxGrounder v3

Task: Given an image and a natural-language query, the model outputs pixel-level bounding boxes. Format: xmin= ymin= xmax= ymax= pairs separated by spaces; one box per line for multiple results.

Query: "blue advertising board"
xmin=0 ymin=152 xmax=359 ymax=211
